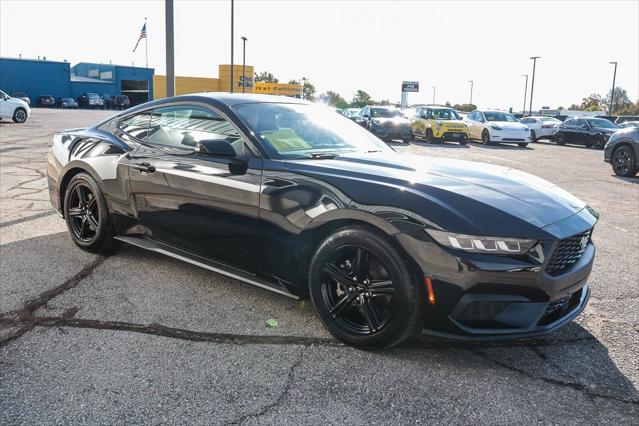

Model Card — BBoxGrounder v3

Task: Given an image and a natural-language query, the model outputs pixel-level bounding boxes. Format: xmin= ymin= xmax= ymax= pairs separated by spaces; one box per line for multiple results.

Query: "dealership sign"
xmin=402 ymin=81 xmax=419 ymax=92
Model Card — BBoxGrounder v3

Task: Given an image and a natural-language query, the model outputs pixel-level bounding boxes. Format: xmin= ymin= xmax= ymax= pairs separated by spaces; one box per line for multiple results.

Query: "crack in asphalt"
xmin=0 ymin=211 xmax=55 ymax=228
xmin=473 ymin=349 xmax=639 ymax=406
xmin=225 ymin=347 xmax=305 ymax=425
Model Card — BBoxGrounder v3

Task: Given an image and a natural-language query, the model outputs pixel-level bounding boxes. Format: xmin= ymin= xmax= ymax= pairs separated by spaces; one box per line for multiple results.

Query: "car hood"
xmin=8 ymin=97 xmax=29 ymax=107
xmin=436 ymin=120 xmax=467 ymax=127
xmin=285 ymin=151 xmax=587 ymax=236
xmin=487 ymin=121 xmax=528 ymax=130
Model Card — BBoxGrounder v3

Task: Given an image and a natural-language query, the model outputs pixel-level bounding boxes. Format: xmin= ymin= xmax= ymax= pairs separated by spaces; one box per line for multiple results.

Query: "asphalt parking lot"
xmin=1 ymin=109 xmax=638 ymax=424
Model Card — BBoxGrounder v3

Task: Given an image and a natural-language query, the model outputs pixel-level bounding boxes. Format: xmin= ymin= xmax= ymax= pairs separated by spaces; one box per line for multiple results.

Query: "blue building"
xmin=0 ymin=57 xmax=154 ymax=106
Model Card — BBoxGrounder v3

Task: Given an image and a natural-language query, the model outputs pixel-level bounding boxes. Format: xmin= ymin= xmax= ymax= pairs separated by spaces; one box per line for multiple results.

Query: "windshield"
xmin=587 ymin=118 xmax=617 ymax=129
xmin=431 ymin=108 xmax=461 ymax=120
xmin=371 ymin=108 xmax=402 ymax=118
xmin=87 ymin=93 xmax=99 ymax=98
xmin=11 ymin=92 xmax=26 ymax=97
xmin=484 ymin=111 xmax=517 ymax=122
xmin=540 ymin=117 xmax=560 ymax=122
xmin=1 ymin=90 xmax=8 ymax=97
xmin=234 ymin=102 xmax=391 ymax=159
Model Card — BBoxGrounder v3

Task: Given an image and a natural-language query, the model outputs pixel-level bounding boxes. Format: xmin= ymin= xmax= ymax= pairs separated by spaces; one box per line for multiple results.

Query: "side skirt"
xmin=114 ymin=236 xmax=298 ymax=299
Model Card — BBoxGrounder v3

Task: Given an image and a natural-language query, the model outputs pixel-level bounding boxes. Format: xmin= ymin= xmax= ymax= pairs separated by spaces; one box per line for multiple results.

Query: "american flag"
xmin=132 ymin=21 xmax=147 ymax=52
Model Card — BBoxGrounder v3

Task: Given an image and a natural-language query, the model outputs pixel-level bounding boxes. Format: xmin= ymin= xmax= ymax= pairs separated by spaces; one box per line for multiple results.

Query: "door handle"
xmin=133 ymin=162 xmax=156 ymax=173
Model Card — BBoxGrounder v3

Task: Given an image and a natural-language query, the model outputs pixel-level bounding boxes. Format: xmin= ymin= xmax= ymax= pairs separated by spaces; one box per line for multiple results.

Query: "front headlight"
xmin=425 ymin=229 xmax=537 ymax=255
xmin=490 ymin=124 xmax=502 ymax=131
xmin=372 ymin=119 xmax=382 ymax=125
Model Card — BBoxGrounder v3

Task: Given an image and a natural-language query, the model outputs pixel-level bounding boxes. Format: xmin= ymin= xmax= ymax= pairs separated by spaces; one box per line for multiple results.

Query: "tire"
xmin=63 ymin=173 xmax=119 ymax=254
xmin=556 ymin=132 xmax=565 ymax=145
xmin=308 ymin=227 xmax=424 ymax=349
xmin=585 ymin=138 xmax=594 ymax=149
xmin=482 ymin=129 xmax=492 ymax=145
xmin=611 ymin=146 xmax=637 ymax=177
xmin=12 ymin=107 xmax=27 ymax=123
xmin=403 ymin=134 xmax=412 ymax=144
xmin=425 ymin=128 xmax=434 ymax=143
xmin=459 ymin=138 xmax=467 ymax=146
xmin=593 ymin=135 xmax=605 ymax=150
xmin=530 ymin=130 xmax=537 ymax=142
xmin=518 ymin=143 xmax=528 ymax=148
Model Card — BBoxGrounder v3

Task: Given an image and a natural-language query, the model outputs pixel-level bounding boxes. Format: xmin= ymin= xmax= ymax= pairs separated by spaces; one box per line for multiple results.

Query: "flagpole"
xmin=145 ymin=17 xmax=148 ymax=68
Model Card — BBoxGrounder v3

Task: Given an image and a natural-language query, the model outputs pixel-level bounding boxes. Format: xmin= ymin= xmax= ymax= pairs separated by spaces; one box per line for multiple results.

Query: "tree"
xmin=254 ymin=71 xmax=278 ymax=83
xmin=452 ymin=103 xmax=476 ymax=112
xmin=445 ymin=101 xmax=451 ymax=107
xmin=302 ymin=79 xmax=316 ymax=101
xmin=351 ymin=90 xmax=373 ymax=108
xmin=580 ymin=93 xmax=604 ymax=111
xmin=568 ymin=103 xmax=582 ymax=111
xmin=335 ymin=100 xmax=349 ymax=110
xmin=288 ymin=79 xmax=299 ymax=84
xmin=321 ymin=90 xmax=345 ymax=106
xmin=606 ymin=87 xmax=631 ymax=114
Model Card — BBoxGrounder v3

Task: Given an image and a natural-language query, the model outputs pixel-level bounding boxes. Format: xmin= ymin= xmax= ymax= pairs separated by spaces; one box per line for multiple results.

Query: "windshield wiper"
xmin=308 ymin=152 xmax=339 ymax=159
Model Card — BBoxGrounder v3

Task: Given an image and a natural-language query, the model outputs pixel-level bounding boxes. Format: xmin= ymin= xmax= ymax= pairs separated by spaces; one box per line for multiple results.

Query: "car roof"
xmin=178 ymin=92 xmax=309 ymax=107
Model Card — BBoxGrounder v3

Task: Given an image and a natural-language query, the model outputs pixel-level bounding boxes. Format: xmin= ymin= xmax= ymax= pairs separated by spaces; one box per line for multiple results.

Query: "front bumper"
xmin=371 ymin=124 xmax=412 ymax=139
xmin=395 ymin=210 xmax=597 ymax=340
xmin=436 ymin=130 xmax=468 ymax=141
xmin=490 ymin=129 xmax=531 ymax=143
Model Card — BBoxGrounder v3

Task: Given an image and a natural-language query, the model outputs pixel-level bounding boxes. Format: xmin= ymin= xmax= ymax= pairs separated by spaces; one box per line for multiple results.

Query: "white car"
xmin=0 ymin=90 xmax=30 ymax=123
xmin=519 ymin=116 xmax=561 ymax=141
xmin=465 ymin=110 xmax=531 ymax=147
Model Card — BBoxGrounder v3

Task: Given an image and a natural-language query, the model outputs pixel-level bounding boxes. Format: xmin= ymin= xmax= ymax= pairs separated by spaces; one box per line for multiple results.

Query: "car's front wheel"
xmin=612 ymin=146 xmax=637 ymax=177
xmin=482 ymin=129 xmax=492 ymax=145
xmin=518 ymin=143 xmax=529 ymax=148
xmin=593 ymin=135 xmax=605 ymax=149
xmin=530 ymin=130 xmax=537 ymax=142
xmin=425 ymin=128 xmax=434 ymax=143
xmin=12 ymin=107 xmax=27 ymax=123
xmin=555 ymin=132 xmax=565 ymax=145
xmin=309 ymin=227 xmax=424 ymax=349
xmin=64 ymin=173 xmax=119 ymax=254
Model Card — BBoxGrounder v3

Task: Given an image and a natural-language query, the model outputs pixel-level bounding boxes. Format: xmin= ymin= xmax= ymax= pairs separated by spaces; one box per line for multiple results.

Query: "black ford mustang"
xmin=47 ymin=93 xmax=597 ymax=349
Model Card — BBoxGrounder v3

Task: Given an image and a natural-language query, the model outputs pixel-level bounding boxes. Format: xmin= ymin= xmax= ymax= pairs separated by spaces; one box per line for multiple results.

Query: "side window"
xmin=118 ymin=112 xmax=152 ymax=141
xmin=147 ymin=105 xmax=247 ymax=155
xmin=574 ymin=119 xmax=585 ymax=128
xmin=564 ymin=119 xmax=574 ymax=126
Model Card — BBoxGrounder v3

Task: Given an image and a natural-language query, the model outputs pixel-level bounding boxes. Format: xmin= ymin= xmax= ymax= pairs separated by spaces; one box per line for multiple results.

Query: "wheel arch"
xmin=58 ymin=162 xmax=103 ymax=218
xmin=295 ymin=212 xmax=422 ymax=298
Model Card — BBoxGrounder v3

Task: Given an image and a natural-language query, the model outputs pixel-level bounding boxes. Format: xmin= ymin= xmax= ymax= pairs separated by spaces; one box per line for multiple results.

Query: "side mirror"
xmin=582 ymin=124 xmax=589 ymax=129
xmin=195 ymin=139 xmax=237 ymax=157
xmin=363 ymin=114 xmax=370 ymax=119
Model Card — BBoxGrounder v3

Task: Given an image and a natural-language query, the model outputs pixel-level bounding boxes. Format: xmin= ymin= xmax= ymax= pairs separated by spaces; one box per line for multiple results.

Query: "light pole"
xmin=609 ymin=61 xmax=617 ymax=114
xmin=529 ymin=56 xmax=540 ymax=116
xmin=468 ymin=80 xmax=473 ymax=106
xmin=522 ymin=74 xmax=528 ymax=116
xmin=230 ymin=0 xmax=234 ymax=93
xmin=241 ymin=36 xmax=247 ymax=93
xmin=432 ymin=86 xmax=436 ymax=105
xmin=165 ymin=0 xmax=175 ymax=97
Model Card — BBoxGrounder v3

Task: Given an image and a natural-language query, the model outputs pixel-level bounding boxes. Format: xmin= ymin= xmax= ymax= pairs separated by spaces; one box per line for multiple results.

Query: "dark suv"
xmin=77 ymin=93 xmax=104 ymax=109
xmin=554 ymin=117 xmax=619 ymax=149
xmin=356 ymin=106 xmax=412 ymax=143
xmin=106 ymin=95 xmax=131 ymax=110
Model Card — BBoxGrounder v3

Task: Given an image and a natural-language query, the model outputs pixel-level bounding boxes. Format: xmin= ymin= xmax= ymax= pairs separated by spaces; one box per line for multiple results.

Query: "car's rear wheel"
xmin=612 ymin=146 xmax=637 ymax=177
xmin=12 ymin=108 xmax=27 ymax=123
xmin=555 ymin=132 xmax=565 ymax=145
xmin=530 ymin=130 xmax=537 ymax=142
xmin=64 ymin=173 xmax=118 ymax=254
xmin=309 ymin=228 xmax=423 ymax=349
xmin=482 ymin=129 xmax=492 ymax=145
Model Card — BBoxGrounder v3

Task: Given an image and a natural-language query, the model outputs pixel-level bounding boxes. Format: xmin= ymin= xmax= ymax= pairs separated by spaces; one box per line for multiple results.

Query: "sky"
xmin=1 ymin=0 xmax=638 ymax=111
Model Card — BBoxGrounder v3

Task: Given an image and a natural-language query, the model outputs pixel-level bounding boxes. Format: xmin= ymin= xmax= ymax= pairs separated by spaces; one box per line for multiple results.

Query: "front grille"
xmin=545 ymin=229 xmax=591 ymax=276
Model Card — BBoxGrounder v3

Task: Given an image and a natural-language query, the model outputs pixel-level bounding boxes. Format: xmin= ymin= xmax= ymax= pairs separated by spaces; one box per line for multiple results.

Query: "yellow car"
xmin=411 ymin=106 xmax=469 ymax=145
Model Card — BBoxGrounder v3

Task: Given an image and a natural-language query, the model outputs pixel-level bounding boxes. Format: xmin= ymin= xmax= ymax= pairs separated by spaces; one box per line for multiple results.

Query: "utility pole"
xmin=432 ymin=86 xmax=436 ymax=105
xmin=165 ymin=0 xmax=175 ymax=97
xmin=468 ymin=80 xmax=473 ymax=106
xmin=609 ymin=61 xmax=618 ymax=114
xmin=522 ymin=74 xmax=528 ymax=116
xmin=529 ymin=56 xmax=540 ymax=116
xmin=241 ymin=37 xmax=247 ymax=93
xmin=230 ymin=0 xmax=234 ymax=93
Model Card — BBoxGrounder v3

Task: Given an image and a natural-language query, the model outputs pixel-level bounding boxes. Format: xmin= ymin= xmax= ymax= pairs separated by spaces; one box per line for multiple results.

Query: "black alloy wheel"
xmin=425 ymin=128 xmax=434 ymax=143
xmin=64 ymin=173 xmax=118 ymax=253
xmin=555 ymin=132 xmax=565 ymax=145
xmin=593 ymin=135 xmax=605 ymax=149
xmin=309 ymin=228 xmax=423 ymax=349
xmin=612 ymin=146 xmax=637 ymax=177
xmin=531 ymin=130 xmax=537 ymax=142
xmin=482 ymin=129 xmax=491 ymax=145
xmin=12 ymin=108 xmax=27 ymax=123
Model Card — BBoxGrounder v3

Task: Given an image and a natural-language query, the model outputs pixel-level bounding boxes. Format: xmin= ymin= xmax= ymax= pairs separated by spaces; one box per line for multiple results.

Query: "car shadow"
xmin=534 ymin=140 xmax=601 ymax=151
xmin=612 ymin=175 xmax=639 ymax=184
xmin=389 ymin=140 xmax=470 ymax=149
xmin=468 ymin=141 xmax=534 ymax=150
